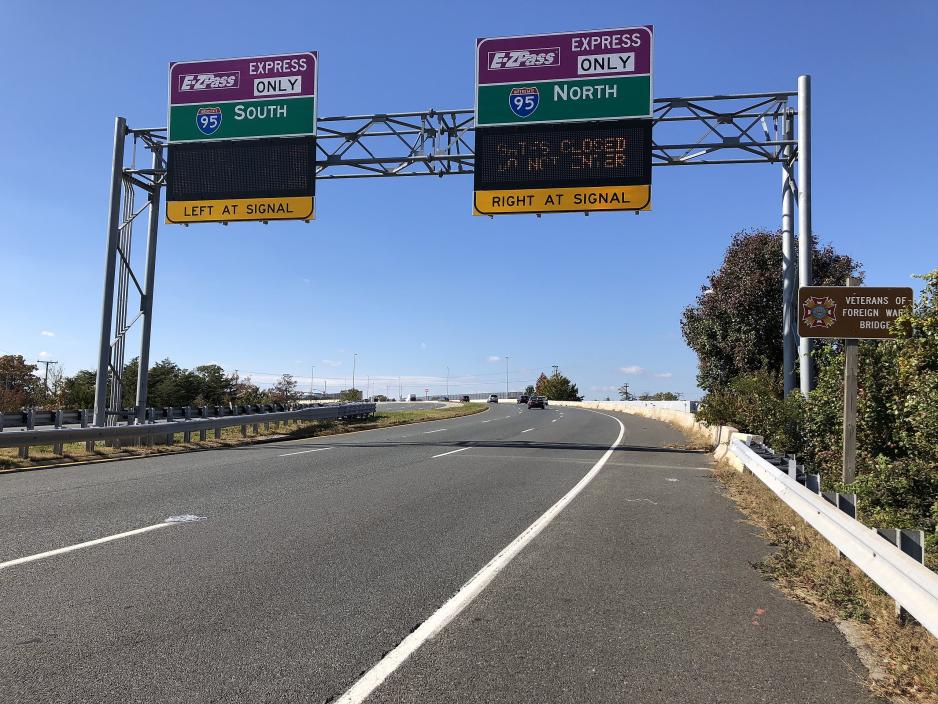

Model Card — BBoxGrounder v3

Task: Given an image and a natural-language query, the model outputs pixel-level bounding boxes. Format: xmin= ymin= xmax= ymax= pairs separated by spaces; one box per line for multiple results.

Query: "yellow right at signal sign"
xmin=472 ymin=119 xmax=652 ymax=216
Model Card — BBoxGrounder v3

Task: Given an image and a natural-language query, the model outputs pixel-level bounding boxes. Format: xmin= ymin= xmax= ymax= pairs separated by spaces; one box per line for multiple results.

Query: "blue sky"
xmin=1 ymin=0 xmax=936 ymax=400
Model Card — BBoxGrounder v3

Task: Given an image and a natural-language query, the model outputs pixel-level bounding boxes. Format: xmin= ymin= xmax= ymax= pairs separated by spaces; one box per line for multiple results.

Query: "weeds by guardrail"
xmin=730 ymin=437 xmax=938 ymax=638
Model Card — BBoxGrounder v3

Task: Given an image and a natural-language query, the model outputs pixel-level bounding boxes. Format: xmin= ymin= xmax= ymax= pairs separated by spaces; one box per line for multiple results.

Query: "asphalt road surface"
xmin=1 ymin=405 xmax=880 ymax=703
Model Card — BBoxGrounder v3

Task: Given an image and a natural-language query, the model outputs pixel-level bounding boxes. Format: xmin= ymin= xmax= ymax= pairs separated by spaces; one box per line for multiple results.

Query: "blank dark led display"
xmin=167 ymin=137 xmax=316 ymax=202
xmin=474 ymin=119 xmax=651 ymax=191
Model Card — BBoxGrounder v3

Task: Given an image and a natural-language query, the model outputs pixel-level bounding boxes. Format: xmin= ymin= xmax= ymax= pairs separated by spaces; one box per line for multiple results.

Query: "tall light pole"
xmin=446 ymin=366 xmax=450 ymax=398
xmin=505 ymin=355 xmax=510 ymax=399
xmin=352 ymin=354 xmax=357 ymax=396
xmin=310 ymin=365 xmax=315 ymax=398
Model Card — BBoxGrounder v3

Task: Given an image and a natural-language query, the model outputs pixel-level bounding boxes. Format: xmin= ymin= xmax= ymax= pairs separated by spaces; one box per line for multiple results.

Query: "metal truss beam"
xmin=126 ymin=90 xmax=797 ymax=180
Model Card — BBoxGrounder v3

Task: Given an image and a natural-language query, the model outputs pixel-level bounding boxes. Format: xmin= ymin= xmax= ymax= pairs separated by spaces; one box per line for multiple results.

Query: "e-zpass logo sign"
xmin=178 ymin=71 xmax=241 ymax=91
xmin=488 ymin=48 xmax=559 ymax=70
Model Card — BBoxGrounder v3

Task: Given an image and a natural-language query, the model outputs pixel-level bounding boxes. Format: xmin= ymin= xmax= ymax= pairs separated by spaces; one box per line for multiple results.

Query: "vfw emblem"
xmin=508 ymin=86 xmax=539 ymax=118
xmin=802 ymin=296 xmax=837 ymax=329
xmin=196 ymin=106 xmax=223 ymax=135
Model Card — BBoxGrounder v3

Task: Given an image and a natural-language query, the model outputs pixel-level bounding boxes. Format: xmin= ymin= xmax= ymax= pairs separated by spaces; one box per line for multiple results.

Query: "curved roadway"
xmin=0 ymin=405 xmax=878 ymax=703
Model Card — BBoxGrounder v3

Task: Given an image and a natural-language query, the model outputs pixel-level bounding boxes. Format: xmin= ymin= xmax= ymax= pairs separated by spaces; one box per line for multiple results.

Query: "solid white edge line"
xmin=334 ymin=408 xmax=625 ymax=704
xmin=0 ymin=522 xmax=173 ymax=571
xmin=521 ymin=428 xmax=534 ymax=433
xmin=431 ymin=447 xmax=471 ymax=459
xmin=278 ymin=447 xmax=334 ymax=457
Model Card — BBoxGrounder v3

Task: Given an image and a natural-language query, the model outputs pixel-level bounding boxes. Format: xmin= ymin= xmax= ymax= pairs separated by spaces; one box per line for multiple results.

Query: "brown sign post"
xmin=798 ymin=286 xmax=913 ymax=340
xmin=798 ymin=283 xmax=913 ymax=485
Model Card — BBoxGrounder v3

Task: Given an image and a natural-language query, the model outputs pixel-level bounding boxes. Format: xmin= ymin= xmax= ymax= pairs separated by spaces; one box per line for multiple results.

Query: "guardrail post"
xmin=18 ymin=409 xmax=35 ymax=459
xmin=241 ymin=424 xmax=247 ymax=438
xmin=199 ymin=406 xmax=208 ymax=441
xmin=164 ymin=407 xmax=174 ymax=445
xmin=145 ymin=408 xmax=155 ymax=447
xmin=787 ymin=456 xmax=797 ymax=479
xmin=877 ymin=529 xmax=925 ymax=623
xmin=252 ymin=422 xmax=259 ymax=436
xmin=52 ymin=409 xmax=64 ymax=455
xmin=81 ymin=409 xmax=94 ymax=452
xmin=837 ymin=493 xmax=857 ymax=520
xmin=805 ymin=474 xmax=821 ymax=494
xmin=183 ymin=406 xmax=192 ymax=443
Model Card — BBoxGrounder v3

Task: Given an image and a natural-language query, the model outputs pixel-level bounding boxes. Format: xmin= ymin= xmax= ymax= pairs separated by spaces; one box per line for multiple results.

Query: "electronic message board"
xmin=798 ymin=286 xmax=914 ymax=339
xmin=474 ymin=27 xmax=653 ymax=215
xmin=475 ymin=27 xmax=653 ymax=127
xmin=166 ymin=52 xmax=317 ymax=224
xmin=473 ymin=119 xmax=651 ymax=214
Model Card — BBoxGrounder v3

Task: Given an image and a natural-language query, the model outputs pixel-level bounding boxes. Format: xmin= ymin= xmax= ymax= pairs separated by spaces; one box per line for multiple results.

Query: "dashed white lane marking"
xmin=432 ymin=447 xmax=471 ymax=459
xmin=423 ymin=428 xmax=447 ymax=434
xmin=503 ymin=416 xmax=511 ymax=419
xmin=0 ymin=516 xmax=202 ymax=571
xmin=278 ymin=447 xmax=333 ymax=457
xmin=521 ymin=428 xmax=534 ymax=433
xmin=481 ymin=420 xmax=492 ymax=423
xmin=551 ymin=419 xmax=558 ymax=423
xmin=333 ymin=409 xmax=625 ymax=704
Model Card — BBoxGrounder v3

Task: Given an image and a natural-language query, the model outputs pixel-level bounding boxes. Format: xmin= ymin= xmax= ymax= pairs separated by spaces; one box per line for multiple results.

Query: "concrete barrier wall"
xmin=549 ymin=400 xmax=759 ymax=472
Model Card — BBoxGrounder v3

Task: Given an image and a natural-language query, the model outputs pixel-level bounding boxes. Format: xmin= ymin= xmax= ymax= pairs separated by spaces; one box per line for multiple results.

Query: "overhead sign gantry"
xmin=94 ymin=27 xmax=817 ymax=428
xmin=473 ymin=27 xmax=653 ymax=215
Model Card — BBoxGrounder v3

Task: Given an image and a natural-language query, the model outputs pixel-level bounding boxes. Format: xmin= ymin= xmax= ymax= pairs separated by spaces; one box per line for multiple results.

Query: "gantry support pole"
xmin=93 ymin=117 xmax=127 ymax=427
xmin=797 ymin=75 xmax=814 ymax=395
xmin=781 ymin=109 xmax=796 ymax=396
xmin=135 ymin=147 xmax=163 ymax=423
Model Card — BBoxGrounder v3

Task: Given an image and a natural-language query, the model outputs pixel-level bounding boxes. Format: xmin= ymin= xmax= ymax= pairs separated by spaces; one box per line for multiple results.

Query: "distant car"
xmin=517 ymin=395 xmax=529 ymax=404
xmin=441 ymin=396 xmax=449 ymax=402
xmin=461 ymin=395 xmax=471 ymax=403
xmin=527 ymin=396 xmax=546 ymax=409
xmin=408 ymin=394 xmax=417 ymax=402
xmin=487 ymin=394 xmax=499 ymax=403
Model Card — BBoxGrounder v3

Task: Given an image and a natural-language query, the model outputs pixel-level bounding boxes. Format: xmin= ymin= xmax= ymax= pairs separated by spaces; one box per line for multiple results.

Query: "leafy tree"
xmin=524 ymin=385 xmax=535 ymax=396
xmin=618 ymin=384 xmax=634 ymax=401
xmin=535 ymin=370 xmax=582 ymax=401
xmin=270 ymin=373 xmax=298 ymax=403
xmin=194 ymin=364 xmax=235 ymax=405
xmin=0 ymin=355 xmax=43 ymax=411
xmin=681 ymin=229 xmax=860 ymax=393
xmin=146 ymin=358 xmax=200 ymax=408
xmin=372 ymin=394 xmax=389 ymax=402
xmin=638 ymin=391 xmax=682 ymax=401
xmin=534 ymin=373 xmax=549 ymax=396
xmin=61 ymin=370 xmax=97 ymax=409
xmin=120 ymin=357 xmax=139 ymax=408
xmin=230 ymin=372 xmax=264 ymax=405
xmin=339 ymin=387 xmax=363 ymax=402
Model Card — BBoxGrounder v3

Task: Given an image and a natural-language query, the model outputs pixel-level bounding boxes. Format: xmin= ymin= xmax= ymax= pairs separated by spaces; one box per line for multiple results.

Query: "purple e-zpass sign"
xmin=169 ymin=52 xmax=317 ymax=105
xmin=475 ymin=27 xmax=653 ymax=127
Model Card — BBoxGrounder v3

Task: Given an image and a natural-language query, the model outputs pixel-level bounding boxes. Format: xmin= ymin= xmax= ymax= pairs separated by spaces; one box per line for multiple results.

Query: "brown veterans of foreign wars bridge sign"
xmin=798 ymin=286 xmax=914 ymax=339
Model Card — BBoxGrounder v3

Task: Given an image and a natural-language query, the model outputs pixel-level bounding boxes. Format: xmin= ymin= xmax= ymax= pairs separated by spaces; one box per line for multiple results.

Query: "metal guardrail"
xmin=0 ymin=403 xmax=376 ymax=453
xmin=0 ymin=402 xmax=300 ymax=429
xmin=730 ymin=437 xmax=938 ymax=638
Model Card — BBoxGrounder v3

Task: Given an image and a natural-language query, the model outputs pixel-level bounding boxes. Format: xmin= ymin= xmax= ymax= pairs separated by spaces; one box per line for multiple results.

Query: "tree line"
xmin=0 ymin=356 xmax=303 ymax=413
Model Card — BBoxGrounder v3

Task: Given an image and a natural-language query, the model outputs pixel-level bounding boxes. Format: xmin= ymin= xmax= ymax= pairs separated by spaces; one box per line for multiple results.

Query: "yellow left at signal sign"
xmin=165 ymin=196 xmax=314 ymax=224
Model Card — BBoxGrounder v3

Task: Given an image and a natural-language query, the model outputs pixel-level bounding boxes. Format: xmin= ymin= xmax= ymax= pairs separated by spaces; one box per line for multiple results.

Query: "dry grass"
xmin=0 ymin=403 xmax=488 ymax=473
xmin=715 ymin=461 xmax=938 ymax=704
